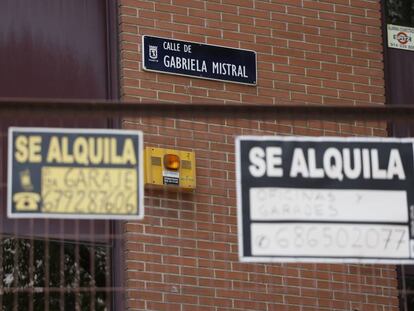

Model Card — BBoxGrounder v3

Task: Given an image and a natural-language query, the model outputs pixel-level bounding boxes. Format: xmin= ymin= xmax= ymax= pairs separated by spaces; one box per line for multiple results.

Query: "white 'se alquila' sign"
xmin=236 ymin=136 xmax=414 ymax=264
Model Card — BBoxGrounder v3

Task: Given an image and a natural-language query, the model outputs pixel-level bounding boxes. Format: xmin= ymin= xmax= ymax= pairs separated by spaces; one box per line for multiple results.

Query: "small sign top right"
xmin=387 ymin=24 xmax=414 ymax=51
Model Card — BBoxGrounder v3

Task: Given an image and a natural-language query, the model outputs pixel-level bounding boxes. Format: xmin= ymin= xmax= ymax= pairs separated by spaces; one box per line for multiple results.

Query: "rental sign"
xmin=236 ymin=136 xmax=414 ymax=264
xmin=8 ymin=127 xmax=144 ymax=220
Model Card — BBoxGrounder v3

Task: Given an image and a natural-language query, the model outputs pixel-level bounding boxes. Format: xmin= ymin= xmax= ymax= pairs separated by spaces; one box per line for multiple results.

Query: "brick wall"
xmin=119 ymin=1 xmax=398 ymax=310
xmin=120 ymin=0 xmax=384 ymax=106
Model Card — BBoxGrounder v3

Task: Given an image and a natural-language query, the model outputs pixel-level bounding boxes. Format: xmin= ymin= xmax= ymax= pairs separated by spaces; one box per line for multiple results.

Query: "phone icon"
xmin=13 ymin=192 xmax=41 ymax=211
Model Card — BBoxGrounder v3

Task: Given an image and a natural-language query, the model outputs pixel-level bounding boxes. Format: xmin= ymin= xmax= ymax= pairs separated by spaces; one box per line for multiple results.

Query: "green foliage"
xmin=1 ymin=237 xmax=110 ymax=310
xmin=386 ymin=0 xmax=414 ymax=26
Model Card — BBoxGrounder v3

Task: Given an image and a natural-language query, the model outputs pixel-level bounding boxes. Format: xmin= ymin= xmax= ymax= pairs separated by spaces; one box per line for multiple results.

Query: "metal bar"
xmin=74 ymin=223 xmax=80 ymax=311
xmin=12 ymin=227 xmax=18 ymax=311
xmin=28 ymin=221 xmax=34 ymax=311
xmin=59 ymin=221 xmax=64 ymax=311
xmin=1 ymin=99 xmax=414 ymax=121
xmin=105 ymin=221 xmax=112 ymax=310
xmin=90 ymin=222 xmax=96 ymax=311
xmin=44 ymin=220 xmax=50 ymax=311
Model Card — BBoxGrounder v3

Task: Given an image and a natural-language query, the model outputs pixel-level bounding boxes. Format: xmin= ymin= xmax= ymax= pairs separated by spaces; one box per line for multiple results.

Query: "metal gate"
xmin=1 ymin=100 xmax=414 ymax=311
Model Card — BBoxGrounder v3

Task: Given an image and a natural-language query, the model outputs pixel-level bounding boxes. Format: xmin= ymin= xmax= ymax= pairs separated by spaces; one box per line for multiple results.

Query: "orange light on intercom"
xmin=164 ymin=154 xmax=180 ymax=170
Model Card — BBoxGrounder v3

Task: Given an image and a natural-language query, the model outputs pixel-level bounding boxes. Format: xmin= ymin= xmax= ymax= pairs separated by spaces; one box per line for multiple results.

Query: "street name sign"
xmin=142 ymin=35 xmax=257 ymax=85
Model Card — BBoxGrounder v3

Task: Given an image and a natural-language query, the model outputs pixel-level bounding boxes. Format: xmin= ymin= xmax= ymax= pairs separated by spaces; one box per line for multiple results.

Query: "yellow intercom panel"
xmin=144 ymin=147 xmax=196 ymax=190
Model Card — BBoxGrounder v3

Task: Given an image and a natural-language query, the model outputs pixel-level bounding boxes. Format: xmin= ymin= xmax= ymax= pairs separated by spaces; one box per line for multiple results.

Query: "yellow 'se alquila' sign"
xmin=8 ymin=127 xmax=144 ymax=220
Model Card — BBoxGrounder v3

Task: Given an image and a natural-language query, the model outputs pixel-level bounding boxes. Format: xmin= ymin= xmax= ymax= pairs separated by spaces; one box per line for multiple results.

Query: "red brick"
xmin=120 ymin=1 xmax=395 ymax=310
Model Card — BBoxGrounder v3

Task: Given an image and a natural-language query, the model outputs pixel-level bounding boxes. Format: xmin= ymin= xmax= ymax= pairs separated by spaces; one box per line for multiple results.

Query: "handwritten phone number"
xmin=42 ymin=189 xmax=137 ymax=214
xmin=252 ymin=224 xmax=409 ymax=257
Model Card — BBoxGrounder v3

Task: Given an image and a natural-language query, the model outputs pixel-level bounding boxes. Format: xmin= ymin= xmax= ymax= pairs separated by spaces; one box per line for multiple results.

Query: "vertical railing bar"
xmin=57 ymin=115 xmax=65 ymax=311
xmin=44 ymin=219 xmax=50 ymax=311
xmin=90 ymin=221 xmax=96 ymax=311
xmin=59 ymin=220 xmax=65 ymax=311
xmin=104 ymin=220 xmax=112 ymax=310
xmin=0 ymin=222 xmax=3 ymax=311
xmin=0 ymin=127 xmax=6 ymax=311
xmin=10 ymin=114 xmax=19 ymax=311
xmin=74 ymin=221 xmax=80 ymax=311
xmin=0 ymin=187 xmax=5 ymax=309
xmin=12 ymin=224 xmax=18 ymax=311
xmin=28 ymin=220 xmax=34 ymax=311
xmin=401 ymin=265 xmax=408 ymax=311
xmin=27 ymin=116 xmax=37 ymax=311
